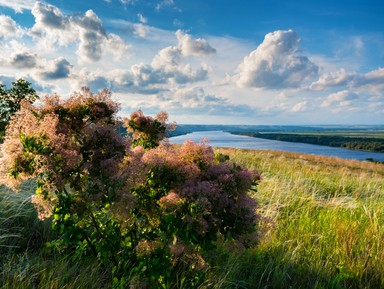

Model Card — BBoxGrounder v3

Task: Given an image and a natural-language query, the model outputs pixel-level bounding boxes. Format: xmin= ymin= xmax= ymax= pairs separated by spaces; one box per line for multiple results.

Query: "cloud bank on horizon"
xmin=0 ymin=0 xmax=383 ymax=124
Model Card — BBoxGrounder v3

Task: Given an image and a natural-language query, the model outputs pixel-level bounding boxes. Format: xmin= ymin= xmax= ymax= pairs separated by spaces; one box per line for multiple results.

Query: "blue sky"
xmin=0 ymin=0 xmax=383 ymax=124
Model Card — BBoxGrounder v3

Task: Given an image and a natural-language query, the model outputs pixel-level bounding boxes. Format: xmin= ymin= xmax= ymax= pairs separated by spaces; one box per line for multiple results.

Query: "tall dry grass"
xmin=0 ymin=181 xmax=110 ymax=289
xmin=209 ymin=148 xmax=384 ymax=288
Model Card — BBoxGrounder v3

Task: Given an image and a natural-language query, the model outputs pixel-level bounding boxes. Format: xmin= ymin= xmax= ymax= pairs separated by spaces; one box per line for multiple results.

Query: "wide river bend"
xmin=170 ymin=131 xmax=384 ymax=162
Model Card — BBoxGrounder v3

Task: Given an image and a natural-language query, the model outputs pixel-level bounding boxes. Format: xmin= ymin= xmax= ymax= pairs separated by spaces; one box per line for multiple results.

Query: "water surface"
xmin=170 ymin=131 xmax=384 ymax=162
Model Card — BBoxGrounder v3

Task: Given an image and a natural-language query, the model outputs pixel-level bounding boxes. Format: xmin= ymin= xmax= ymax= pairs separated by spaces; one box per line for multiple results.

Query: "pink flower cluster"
xmin=124 ymin=110 xmax=175 ymax=149
xmin=0 ymin=88 xmax=260 ymax=283
xmin=1 ymin=88 xmax=128 ymax=217
xmin=132 ymin=139 xmax=260 ymax=243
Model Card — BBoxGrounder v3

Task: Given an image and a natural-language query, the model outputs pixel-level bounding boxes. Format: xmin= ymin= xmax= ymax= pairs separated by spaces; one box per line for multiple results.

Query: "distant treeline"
xmin=232 ymin=132 xmax=384 ymax=153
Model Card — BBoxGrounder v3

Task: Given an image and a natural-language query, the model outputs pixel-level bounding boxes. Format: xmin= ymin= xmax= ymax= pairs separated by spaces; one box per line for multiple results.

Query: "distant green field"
xmin=232 ymin=131 xmax=384 ymax=153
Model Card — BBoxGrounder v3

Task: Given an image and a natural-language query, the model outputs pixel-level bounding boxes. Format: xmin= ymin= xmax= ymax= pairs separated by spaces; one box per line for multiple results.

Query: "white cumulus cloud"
xmin=69 ymin=31 xmax=215 ymax=94
xmin=0 ymin=0 xmax=35 ymax=13
xmin=9 ymin=51 xmax=37 ymax=68
xmin=0 ymin=15 xmax=23 ymax=39
xmin=151 ymin=46 xmax=208 ymax=84
xmin=320 ymin=90 xmax=359 ymax=108
xmin=311 ymin=67 xmax=384 ymax=101
xmin=75 ymin=10 xmax=107 ymax=62
xmin=127 ymin=86 xmax=255 ymax=117
xmin=235 ymin=30 xmax=319 ymax=89
xmin=352 ymin=68 xmax=384 ymax=93
xmin=176 ymin=30 xmax=216 ymax=56
xmin=29 ymin=2 xmax=129 ymax=63
xmin=310 ymin=69 xmax=356 ymax=91
xmin=39 ymin=57 xmax=72 ymax=80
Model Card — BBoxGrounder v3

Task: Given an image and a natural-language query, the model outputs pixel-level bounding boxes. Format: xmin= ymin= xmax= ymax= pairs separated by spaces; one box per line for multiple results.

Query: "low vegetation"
xmin=1 ymin=147 xmax=383 ymax=288
xmin=212 ymin=148 xmax=384 ymax=288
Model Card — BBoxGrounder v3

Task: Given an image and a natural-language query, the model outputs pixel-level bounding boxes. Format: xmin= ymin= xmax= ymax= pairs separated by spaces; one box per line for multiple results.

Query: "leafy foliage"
xmin=0 ymin=79 xmax=39 ymax=137
xmin=0 ymin=88 xmax=259 ymax=288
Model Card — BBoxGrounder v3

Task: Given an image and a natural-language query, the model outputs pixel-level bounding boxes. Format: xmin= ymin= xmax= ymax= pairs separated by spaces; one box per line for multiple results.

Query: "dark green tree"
xmin=0 ymin=78 xmax=39 ymax=137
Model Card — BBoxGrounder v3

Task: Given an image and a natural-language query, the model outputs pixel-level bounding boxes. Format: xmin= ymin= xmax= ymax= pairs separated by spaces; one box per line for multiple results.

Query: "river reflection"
xmin=170 ymin=131 xmax=384 ymax=162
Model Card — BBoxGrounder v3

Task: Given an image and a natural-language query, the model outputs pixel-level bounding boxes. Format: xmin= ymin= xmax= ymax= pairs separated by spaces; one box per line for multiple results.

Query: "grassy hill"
xmin=1 ymin=149 xmax=384 ymax=288
xmin=213 ymin=148 xmax=384 ymax=288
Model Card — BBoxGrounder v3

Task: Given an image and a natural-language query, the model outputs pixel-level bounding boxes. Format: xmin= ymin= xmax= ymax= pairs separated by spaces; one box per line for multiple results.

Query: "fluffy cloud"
xmin=352 ymin=68 xmax=384 ymax=94
xmin=137 ymin=13 xmax=147 ymax=24
xmin=76 ymin=47 xmax=209 ymax=94
xmin=29 ymin=2 xmax=129 ymax=63
xmin=108 ymin=66 xmax=165 ymax=94
xmin=72 ymin=68 xmax=111 ymax=92
xmin=9 ymin=52 xmax=37 ymax=68
xmin=0 ymin=15 xmax=22 ymax=39
xmin=0 ymin=0 xmax=35 ymax=13
xmin=31 ymin=2 xmax=68 ymax=30
xmin=1 ymin=1 xmax=380 ymax=124
xmin=235 ymin=30 xmax=318 ymax=89
xmin=148 ymin=30 xmax=214 ymax=84
xmin=0 ymin=39 xmax=39 ymax=71
xmin=290 ymin=101 xmax=308 ymax=112
xmin=151 ymin=46 xmax=208 ymax=84
xmin=40 ymin=57 xmax=72 ymax=80
xmin=176 ymin=30 xmax=216 ymax=56
xmin=73 ymin=30 xmax=214 ymax=94
xmin=320 ymin=90 xmax=359 ymax=108
xmin=108 ymin=19 xmax=153 ymax=39
xmin=29 ymin=2 xmax=75 ymax=48
xmin=311 ymin=67 xmax=384 ymax=97
xmin=105 ymin=33 xmax=131 ymax=60
xmin=310 ymin=69 xmax=356 ymax=91
xmin=73 ymin=10 xmax=107 ymax=62
xmin=152 ymin=46 xmax=181 ymax=69
xmin=127 ymin=86 xmax=255 ymax=117
xmin=133 ymin=23 xmax=149 ymax=38
xmin=163 ymin=87 xmax=228 ymax=111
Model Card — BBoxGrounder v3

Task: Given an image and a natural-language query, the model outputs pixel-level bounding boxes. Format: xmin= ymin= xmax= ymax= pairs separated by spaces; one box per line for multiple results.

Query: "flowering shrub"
xmin=0 ymin=88 xmax=260 ymax=288
xmin=125 ymin=109 xmax=176 ymax=149
xmin=0 ymin=78 xmax=39 ymax=137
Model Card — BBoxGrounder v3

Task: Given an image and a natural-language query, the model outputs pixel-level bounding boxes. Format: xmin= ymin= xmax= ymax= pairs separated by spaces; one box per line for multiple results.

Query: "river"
xmin=169 ymin=131 xmax=384 ymax=162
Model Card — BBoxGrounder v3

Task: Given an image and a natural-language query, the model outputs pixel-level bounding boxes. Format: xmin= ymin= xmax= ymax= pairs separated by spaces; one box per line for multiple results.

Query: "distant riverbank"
xmin=231 ymin=132 xmax=384 ymax=153
xmin=169 ymin=131 xmax=384 ymax=162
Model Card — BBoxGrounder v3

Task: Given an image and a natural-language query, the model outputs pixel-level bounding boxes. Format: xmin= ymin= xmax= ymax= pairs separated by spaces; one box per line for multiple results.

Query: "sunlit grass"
xmin=0 ymin=181 xmax=110 ymax=289
xmin=1 ymin=148 xmax=384 ymax=288
xmin=210 ymin=148 xmax=384 ymax=288
xmin=1 ymin=252 xmax=110 ymax=289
